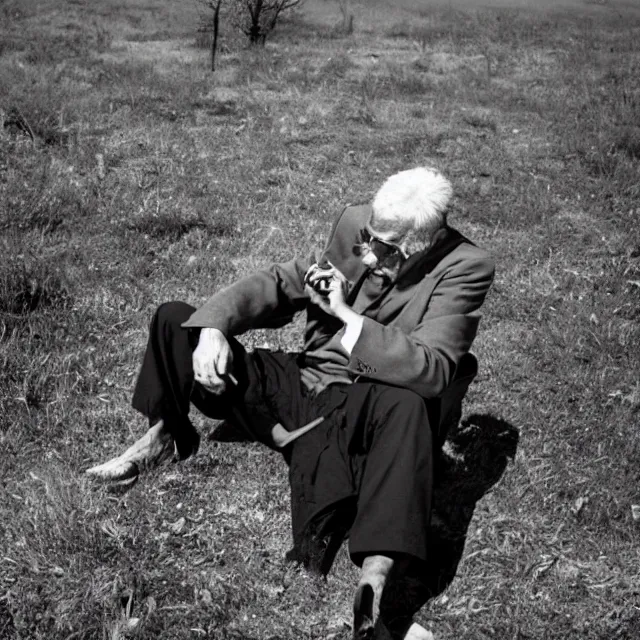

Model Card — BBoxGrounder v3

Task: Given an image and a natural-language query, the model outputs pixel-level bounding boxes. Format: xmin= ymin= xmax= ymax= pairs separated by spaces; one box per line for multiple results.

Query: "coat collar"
xmin=394 ymin=226 xmax=470 ymax=289
xmin=346 ymin=226 xmax=471 ymax=314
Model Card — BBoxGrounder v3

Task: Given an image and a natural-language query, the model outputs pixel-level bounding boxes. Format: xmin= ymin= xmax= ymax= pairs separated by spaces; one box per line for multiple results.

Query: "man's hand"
xmin=304 ymin=262 xmax=350 ymax=319
xmin=192 ymin=328 xmax=233 ymax=395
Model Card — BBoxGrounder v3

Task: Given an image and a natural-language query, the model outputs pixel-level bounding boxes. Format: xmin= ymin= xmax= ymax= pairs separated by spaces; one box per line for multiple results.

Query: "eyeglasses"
xmin=355 ymin=226 xmax=405 ymax=263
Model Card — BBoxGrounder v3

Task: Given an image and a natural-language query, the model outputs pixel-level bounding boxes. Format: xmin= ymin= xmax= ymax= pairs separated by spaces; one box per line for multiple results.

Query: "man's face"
xmin=358 ymin=219 xmax=409 ymax=281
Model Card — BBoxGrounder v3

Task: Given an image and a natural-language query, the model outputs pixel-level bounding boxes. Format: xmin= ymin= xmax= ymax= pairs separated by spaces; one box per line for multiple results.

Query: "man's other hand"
xmin=193 ymin=328 xmax=233 ymax=395
xmin=304 ymin=262 xmax=350 ymax=318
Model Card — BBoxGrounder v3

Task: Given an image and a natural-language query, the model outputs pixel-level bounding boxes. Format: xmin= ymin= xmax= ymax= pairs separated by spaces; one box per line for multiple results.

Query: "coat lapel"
xmin=321 ymin=208 xmax=472 ymax=327
xmin=362 ymin=227 xmax=470 ymax=323
xmin=395 ymin=227 xmax=470 ymax=288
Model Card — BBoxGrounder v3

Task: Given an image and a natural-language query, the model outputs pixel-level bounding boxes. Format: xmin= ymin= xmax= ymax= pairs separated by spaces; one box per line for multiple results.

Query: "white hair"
xmin=372 ymin=167 xmax=453 ymax=237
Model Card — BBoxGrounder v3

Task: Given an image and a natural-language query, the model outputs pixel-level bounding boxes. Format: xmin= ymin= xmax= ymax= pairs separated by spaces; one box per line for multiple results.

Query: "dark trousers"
xmin=132 ymin=301 xmax=435 ymax=567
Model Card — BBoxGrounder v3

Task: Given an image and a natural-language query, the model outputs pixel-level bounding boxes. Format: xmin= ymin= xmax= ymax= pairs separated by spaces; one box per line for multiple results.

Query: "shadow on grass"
xmin=425 ymin=413 xmax=520 ymax=599
xmin=374 ymin=413 xmax=519 ymax=638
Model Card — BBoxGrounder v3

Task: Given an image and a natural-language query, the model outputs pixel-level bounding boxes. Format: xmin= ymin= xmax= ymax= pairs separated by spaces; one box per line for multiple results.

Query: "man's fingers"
xmin=194 ymin=369 xmax=221 ymax=385
xmin=304 ymin=264 xmax=321 ymax=284
xmin=202 ymin=382 xmax=226 ymax=395
xmin=216 ymin=354 xmax=228 ymax=377
xmin=194 ymin=370 xmax=226 ymax=395
xmin=305 ymin=284 xmax=329 ymax=309
xmin=308 ymin=275 xmax=333 ymax=290
xmin=306 ymin=270 xmax=324 ymax=286
xmin=217 ymin=344 xmax=233 ymax=375
xmin=305 ymin=262 xmax=339 ymax=286
xmin=192 ymin=328 xmax=234 ymax=395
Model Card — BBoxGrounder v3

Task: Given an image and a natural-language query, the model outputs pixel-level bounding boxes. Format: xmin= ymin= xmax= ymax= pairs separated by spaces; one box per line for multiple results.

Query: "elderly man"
xmin=87 ymin=167 xmax=494 ymax=640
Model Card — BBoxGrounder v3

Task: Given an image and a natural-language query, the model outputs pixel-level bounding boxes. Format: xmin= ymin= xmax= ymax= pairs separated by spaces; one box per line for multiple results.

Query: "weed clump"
xmin=127 ymin=210 xmax=207 ymax=240
xmin=1 ymin=178 xmax=85 ymax=233
xmin=611 ymin=126 xmax=640 ymax=161
xmin=461 ymin=108 xmax=498 ymax=132
xmin=387 ymin=65 xmax=435 ymax=98
xmin=320 ymin=53 xmax=354 ymax=80
xmin=0 ymin=470 xmax=121 ymax=638
xmin=127 ymin=206 xmax=234 ymax=242
xmin=0 ymin=257 xmax=71 ymax=318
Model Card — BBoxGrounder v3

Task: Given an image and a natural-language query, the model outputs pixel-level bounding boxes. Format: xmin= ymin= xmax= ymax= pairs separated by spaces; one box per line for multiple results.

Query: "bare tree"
xmin=196 ymin=0 xmax=303 ymax=68
xmin=210 ymin=0 xmax=222 ymax=70
xmin=336 ymin=0 xmax=353 ymax=35
xmin=240 ymin=0 xmax=304 ymax=45
xmin=198 ymin=0 xmax=223 ymax=71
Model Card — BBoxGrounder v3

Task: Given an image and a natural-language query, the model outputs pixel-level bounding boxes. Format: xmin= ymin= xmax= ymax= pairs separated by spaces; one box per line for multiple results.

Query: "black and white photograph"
xmin=1 ymin=0 xmax=639 ymax=638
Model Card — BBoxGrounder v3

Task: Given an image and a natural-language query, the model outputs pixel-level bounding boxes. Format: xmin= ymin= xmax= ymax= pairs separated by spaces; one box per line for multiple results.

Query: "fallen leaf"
xmin=168 ymin=517 xmax=186 ymax=534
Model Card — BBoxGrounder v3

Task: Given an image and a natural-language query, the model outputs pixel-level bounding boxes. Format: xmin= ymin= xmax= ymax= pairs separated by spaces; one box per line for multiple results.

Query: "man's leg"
xmin=353 ymin=555 xmax=395 ymax=639
xmin=87 ymin=301 xmax=253 ymax=479
xmin=403 ymin=623 xmax=434 ymax=640
xmin=375 ymin=555 xmax=435 ymax=640
xmin=86 ymin=301 xmax=201 ymax=480
xmin=130 ymin=301 xmax=202 ymax=453
xmin=344 ymin=386 xmax=434 ymax=639
xmin=84 ymin=420 xmax=175 ymax=481
xmin=86 ymin=301 xmax=305 ymax=480
xmin=354 ymin=570 xmax=433 ymax=640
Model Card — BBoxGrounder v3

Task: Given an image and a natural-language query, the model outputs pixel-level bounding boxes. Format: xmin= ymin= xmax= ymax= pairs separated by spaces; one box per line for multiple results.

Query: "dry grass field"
xmin=1 ymin=0 xmax=639 ymax=638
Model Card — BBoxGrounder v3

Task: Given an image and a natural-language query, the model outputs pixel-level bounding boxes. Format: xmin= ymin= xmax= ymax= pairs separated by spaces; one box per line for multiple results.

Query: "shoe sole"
xmin=105 ymin=474 xmax=139 ymax=494
xmin=353 ymin=583 xmax=375 ymax=640
xmin=85 ymin=461 xmax=139 ymax=482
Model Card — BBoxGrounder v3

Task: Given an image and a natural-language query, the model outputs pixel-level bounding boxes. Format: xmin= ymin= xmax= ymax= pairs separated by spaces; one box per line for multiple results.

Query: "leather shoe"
xmin=85 ymin=422 xmax=175 ymax=481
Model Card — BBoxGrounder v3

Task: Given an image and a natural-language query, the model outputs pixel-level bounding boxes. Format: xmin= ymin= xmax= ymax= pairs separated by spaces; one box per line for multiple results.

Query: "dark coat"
xmin=183 ymin=204 xmax=495 ymax=406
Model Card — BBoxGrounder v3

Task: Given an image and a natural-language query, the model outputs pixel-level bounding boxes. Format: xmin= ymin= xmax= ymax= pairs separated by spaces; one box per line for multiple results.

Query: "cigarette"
xmin=227 ymin=373 xmax=238 ymax=386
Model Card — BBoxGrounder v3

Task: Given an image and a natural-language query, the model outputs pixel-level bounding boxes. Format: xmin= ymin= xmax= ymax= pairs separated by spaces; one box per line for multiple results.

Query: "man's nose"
xmin=361 ymin=251 xmax=378 ymax=269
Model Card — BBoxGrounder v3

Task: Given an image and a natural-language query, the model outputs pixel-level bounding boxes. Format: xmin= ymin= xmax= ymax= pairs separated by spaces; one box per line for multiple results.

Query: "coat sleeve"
xmin=347 ymin=254 xmax=495 ymax=398
xmin=181 ymin=255 xmax=314 ymax=334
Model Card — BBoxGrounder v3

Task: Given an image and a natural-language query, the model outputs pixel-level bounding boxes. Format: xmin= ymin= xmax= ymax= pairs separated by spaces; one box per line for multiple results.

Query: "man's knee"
xmin=377 ymin=387 xmax=428 ymax=418
xmin=154 ymin=301 xmax=195 ymax=329
xmin=368 ymin=387 xmax=431 ymax=447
